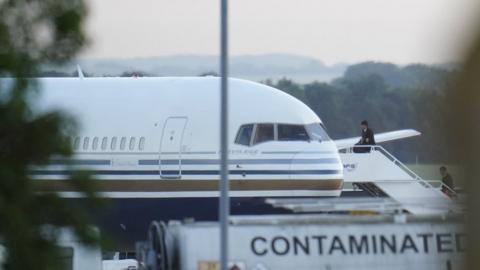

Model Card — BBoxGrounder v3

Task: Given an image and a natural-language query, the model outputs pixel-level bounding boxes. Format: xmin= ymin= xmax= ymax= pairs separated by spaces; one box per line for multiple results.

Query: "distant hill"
xmin=41 ymin=54 xmax=347 ymax=82
xmin=41 ymin=56 xmax=458 ymax=86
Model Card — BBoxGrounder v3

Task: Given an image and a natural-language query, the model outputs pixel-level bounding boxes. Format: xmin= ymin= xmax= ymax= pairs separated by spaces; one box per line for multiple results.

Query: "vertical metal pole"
xmin=219 ymin=0 xmax=229 ymax=269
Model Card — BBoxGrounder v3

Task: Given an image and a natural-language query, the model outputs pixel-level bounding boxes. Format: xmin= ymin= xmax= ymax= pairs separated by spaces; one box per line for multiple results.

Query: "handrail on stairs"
xmin=341 ymin=145 xmax=456 ymax=198
xmin=426 ymin=180 xmax=457 ymax=198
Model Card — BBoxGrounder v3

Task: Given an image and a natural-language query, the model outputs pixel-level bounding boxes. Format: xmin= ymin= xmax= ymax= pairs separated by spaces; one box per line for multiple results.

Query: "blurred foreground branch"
xmin=0 ymin=1 xmax=103 ymax=270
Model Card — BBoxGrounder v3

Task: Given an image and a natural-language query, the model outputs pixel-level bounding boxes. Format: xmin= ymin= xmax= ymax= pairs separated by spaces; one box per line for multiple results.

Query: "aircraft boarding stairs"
xmin=266 ymin=145 xmax=460 ymax=216
xmin=338 ymin=145 xmax=460 ymax=215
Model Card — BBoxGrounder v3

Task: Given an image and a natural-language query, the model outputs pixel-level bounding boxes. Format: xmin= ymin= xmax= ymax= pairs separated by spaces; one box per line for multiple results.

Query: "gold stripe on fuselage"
xmin=34 ymin=179 xmax=343 ymax=192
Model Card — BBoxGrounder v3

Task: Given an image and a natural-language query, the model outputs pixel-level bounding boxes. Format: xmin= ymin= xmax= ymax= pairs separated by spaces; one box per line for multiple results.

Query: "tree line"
xmin=264 ymin=62 xmax=457 ymax=164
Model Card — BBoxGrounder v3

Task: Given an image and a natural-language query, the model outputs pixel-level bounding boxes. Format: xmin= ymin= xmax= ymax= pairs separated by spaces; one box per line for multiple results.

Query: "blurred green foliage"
xmin=264 ymin=62 xmax=456 ymax=163
xmin=0 ymin=1 xmax=102 ymax=269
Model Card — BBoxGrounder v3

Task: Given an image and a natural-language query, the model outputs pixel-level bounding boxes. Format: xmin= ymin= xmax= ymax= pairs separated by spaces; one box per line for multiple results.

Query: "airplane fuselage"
xmin=33 ymin=77 xmax=343 ymax=198
xmin=23 ymin=76 xmax=344 ymax=248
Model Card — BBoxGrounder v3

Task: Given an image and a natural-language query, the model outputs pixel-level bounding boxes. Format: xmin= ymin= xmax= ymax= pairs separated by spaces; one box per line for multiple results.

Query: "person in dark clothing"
xmin=440 ymin=166 xmax=455 ymax=196
xmin=353 ymin=120 xmax=375 ymax=153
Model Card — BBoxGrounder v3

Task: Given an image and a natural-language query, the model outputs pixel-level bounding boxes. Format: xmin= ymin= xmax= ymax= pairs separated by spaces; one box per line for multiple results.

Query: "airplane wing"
xmin=334 ymin=129 xmax=421 ymax=150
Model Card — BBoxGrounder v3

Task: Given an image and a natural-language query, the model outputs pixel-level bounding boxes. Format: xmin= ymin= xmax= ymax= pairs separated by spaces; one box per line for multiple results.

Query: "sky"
xmin=82 ymin=0 xmax=480 ymax=64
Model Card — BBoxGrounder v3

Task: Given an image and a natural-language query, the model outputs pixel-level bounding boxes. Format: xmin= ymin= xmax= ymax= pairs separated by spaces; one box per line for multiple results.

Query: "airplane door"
xmin=159 ymin=117 xmax=187 ymax=179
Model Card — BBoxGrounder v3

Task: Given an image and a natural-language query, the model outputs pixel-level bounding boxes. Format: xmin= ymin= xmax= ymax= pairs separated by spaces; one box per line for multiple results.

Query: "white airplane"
xmin=31 ymin=76 xmax=419 ymax=197
xmin=26 ymin=76 xmax=420 ymax=246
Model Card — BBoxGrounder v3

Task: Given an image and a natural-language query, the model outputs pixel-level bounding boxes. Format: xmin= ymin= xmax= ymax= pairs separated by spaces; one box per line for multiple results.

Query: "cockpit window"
xmin=235 ymin=122 xmax=329 ymax=146
xmin=235 ymin=124 xmax=254 ymax=146
xmin=306 ymin=123 xmax=331 ymax=141
xmin=253 ymin=124 xmax=274 ymax=144
xmin=278 ymin=124 xmax=310 ymax=141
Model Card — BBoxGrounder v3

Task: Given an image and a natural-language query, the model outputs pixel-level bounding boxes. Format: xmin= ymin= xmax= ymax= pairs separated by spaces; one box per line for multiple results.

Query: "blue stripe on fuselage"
xmin=139 ymin=158 xmax=339 ymax=166
xmin=45 ymin=158 xmax=339 ymax=166
xmin=48 ymin=159 xmax=111 ymax=165
xmin=30 ymin=169 xmax=342 ymax=176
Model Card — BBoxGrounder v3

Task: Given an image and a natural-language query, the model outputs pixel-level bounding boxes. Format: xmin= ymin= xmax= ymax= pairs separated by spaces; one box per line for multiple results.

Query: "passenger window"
xmin=129 ymin=137 xmax=136 ymax=150
xmin=111 ymin=137 xmax=117 ymax=150
xmin=120 ymin=137 xmax=126 ymax=150
xmin=73 ymin=137 xmax=80 ymax=150
xmin=92 ymin=137 xmax=99 ymax=150
xmin=83 ymin=137 xmax=90 ymax=150
xmin=253 ymin=124 xmax=274 ymax=144
xmin=278 ymin=124 xmax=310 ymax=141
xmin=235 ymin=124 xmax=254 ymax=146
xmin=101 ymin=137 xmax=108 ymax=150
xmin=139 ymin=137 xmax=145 ymax=150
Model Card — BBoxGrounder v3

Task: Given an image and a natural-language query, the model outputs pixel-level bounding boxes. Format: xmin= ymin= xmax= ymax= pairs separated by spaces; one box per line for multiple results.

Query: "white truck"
xmin=137 ymin=214 xmax=464 ymax=270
